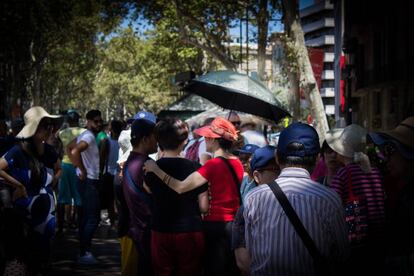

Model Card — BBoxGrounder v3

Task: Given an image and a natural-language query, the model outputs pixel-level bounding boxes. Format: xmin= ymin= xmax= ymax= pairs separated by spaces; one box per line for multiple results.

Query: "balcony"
xmin=322 ymin=70 xmax=335 ymax=80
xmin=305 ymin=35 xmax=335 ymax=47
xmin=325 ymin=105 xmax=335 ymax=115
xmin=320 ymin=87 xmax=335 ymax=97
xmin=324 ymin=52 xmax=334 ymax=62
xmin=300 ymin=1 xmax=334 ymax=18
xmin=302 ymin=18 xmax=335 ymax=34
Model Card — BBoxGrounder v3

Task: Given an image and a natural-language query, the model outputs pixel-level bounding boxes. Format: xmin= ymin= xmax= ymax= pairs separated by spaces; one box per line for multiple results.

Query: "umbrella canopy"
xmin=183 ymin=70 xmax=290 ymax=122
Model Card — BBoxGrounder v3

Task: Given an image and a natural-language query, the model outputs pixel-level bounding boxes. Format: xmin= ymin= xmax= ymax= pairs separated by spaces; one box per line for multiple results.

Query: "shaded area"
xmin=51 ymin=225 xmax=121 ymax=276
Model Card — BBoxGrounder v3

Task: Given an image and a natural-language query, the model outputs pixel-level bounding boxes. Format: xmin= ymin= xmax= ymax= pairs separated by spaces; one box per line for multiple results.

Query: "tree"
xmin=0 ymin=0 xmax=129 ymax=116
xmin=282 ymin=0 xmax=329 ymax=140
xmin=135 ymin=0 xmax=279 ymax=80
xmin=91 ymin=26 xmax=207 ymax=119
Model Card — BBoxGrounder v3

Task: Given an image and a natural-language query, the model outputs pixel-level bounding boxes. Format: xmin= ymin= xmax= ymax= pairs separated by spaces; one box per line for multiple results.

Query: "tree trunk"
xmin=257 ymin=0 xmax=269 ymax=80
xmin=282 ymin=0 xmax=329 ymax=141
xmin=287 ymin=70 xmax=301 ymax=120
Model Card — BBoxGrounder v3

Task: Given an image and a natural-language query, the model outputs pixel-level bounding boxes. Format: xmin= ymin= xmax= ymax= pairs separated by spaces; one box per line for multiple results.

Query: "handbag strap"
xmin=267 ymin=181 xmax=324 ymax=262
xmin=217 ymin=156 xmax=242 ymax=203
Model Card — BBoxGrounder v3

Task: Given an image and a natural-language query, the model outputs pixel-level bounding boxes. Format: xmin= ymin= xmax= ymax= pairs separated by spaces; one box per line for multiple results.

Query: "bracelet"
xmin=162 ymin=173 xmax=169 ymax=183
xmin=165 ymin=175 xmax=171 ymax=186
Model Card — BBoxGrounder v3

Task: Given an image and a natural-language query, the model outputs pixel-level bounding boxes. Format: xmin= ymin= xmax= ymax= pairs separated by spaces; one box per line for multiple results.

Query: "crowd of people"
xmin=0 ymin=105 xmax=414 ymax=276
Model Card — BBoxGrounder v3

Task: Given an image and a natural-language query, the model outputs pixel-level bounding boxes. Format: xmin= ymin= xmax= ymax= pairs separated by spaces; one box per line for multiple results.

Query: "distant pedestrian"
xmin=236 ymin=144 xmax=260 ymax=202
xmin=99 ymin=119 xmax=124 ymax=227
xmin=70 ymin=109 xmax=103 ymax=264
xmin=56 ymin=110 xmax=85 ymax=233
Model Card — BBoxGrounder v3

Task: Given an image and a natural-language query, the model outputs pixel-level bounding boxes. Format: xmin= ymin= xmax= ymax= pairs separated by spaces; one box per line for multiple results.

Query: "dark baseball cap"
xmin=250 ymin=145 xmax=277 ymax=172
xmin=130 ymin=111 xmax=157 ymax=139
xmin=277 ymin=123 xmax=320 ymax=157
xmin=237 ymin=144 xmax=260 ymax=155
xmin=127 ymin=111 xmax=157 ymax=125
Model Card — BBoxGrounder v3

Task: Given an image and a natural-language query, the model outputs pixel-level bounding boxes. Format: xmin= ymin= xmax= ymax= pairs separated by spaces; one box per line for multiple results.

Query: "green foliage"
xmin=91 ymin=26 xmax=206 ymax=119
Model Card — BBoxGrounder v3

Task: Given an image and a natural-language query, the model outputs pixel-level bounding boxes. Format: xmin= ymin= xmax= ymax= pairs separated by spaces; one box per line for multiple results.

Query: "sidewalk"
xmin=50 ymin=224 xmax=121 ymax=276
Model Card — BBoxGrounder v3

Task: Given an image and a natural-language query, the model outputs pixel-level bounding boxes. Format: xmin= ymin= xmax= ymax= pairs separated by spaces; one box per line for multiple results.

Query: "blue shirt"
xmin=4 ymin=144 xmax=56 ymax=238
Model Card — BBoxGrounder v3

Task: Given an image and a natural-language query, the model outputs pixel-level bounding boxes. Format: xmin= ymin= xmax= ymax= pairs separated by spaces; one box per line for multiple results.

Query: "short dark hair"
xmin=110 ymin=120 xmax=124 ymax=136
xmin=218 ymin=137 xmax=233 ymax=151
xmin=67 ymin=110 xmax=80 ymax=124
xmin=155 ymin=117 xmax=188 ymax=151
xmin=86 ymin=110 xmax=101 ymax=120
xmin=277 ymin=142 xmax=317 ymax=170
xmin=130 ymin=119 xmax=155 ymax=147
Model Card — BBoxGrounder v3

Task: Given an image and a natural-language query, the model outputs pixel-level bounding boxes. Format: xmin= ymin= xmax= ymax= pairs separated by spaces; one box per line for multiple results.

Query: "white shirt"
xmin=76 ymin=130 xmax=100 ymax=180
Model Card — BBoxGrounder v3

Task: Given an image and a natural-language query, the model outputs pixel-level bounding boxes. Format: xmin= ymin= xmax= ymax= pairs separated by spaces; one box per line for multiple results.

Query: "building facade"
xmin=335 ymin=0 xmax=414 ymax=130
xmin=300 ymin=0 xmax=336 ymax=117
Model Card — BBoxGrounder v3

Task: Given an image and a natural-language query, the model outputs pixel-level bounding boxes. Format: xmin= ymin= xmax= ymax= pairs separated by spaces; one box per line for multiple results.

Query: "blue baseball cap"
xmin=250 ymin=145 xmax=277 ymax=172
xmin=277 ymin=123 xmax=320 ymax=157
xmin=238 ymin=144 xmax=260 ymax=155
xmin=129 ymin=111 xmax=157 ymax=125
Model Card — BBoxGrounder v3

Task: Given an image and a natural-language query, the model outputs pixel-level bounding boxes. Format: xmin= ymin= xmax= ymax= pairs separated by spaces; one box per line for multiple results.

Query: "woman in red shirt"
xmin=144 ymin=116 xmax=243 ymax=276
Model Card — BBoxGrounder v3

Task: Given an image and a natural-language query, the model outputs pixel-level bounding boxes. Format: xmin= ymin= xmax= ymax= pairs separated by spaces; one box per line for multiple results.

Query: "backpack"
xmin=185 ymin=139 xmax=201 ymax=163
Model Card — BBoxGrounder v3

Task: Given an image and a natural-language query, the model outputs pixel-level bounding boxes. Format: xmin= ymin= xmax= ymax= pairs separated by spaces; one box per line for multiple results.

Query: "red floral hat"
xmin=194 ymin=116 xmax=238 ymax=141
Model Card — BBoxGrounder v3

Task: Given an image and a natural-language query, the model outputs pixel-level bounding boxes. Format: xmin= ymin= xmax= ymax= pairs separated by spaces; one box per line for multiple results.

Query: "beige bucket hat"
xmin=16 ymin=106 xmax=61 ymax=139
xmin=325 ymin=124 xmax=367 ymax=158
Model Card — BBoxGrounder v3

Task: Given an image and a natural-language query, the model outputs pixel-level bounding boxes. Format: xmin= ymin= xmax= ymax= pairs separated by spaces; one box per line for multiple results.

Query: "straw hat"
xmin=16 ymin=106 xmax=61 ymax=139
xmin=325 ymin=124 xmax=367 ymax=158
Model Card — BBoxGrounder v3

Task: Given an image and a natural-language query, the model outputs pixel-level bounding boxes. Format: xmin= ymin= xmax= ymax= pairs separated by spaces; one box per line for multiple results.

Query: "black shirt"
xmin=145 ymin=157 xmax=207 ymax=233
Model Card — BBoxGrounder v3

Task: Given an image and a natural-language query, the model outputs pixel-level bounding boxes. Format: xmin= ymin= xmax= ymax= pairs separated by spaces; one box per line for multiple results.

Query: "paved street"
xmin=50 ymin=225 xmax=121 ymax=276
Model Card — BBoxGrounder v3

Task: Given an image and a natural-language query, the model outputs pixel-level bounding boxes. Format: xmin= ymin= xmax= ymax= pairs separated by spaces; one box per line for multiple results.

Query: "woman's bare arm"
xmin=198 ymin=190 xmax=209 ymax=213
xmin=144 ymin=159 xmax=207 ymax=194
xmin=0 ymin=158 xmax=27 ymax=199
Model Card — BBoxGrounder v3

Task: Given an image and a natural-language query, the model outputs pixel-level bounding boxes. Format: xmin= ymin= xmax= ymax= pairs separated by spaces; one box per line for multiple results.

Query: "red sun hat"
xmin=194 ymin=116 xmax=238 ymax=141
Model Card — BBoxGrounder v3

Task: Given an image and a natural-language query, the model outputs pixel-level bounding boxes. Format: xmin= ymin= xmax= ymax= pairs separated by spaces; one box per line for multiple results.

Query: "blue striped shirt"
xmin=244 ymin=167 xmax=349 ymax=276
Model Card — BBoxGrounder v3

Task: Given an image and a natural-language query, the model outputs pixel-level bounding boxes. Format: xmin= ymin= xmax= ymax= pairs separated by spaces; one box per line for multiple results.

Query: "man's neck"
xmin=132 ymin=145 xmax=149 ymax=156
xmin=162 ymin=149 xmax=181 ymax=158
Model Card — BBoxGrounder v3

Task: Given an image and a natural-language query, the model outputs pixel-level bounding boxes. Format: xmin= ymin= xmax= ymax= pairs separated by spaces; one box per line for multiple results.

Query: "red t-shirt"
xmin=198 ymin=157 xmax=244 ymax=222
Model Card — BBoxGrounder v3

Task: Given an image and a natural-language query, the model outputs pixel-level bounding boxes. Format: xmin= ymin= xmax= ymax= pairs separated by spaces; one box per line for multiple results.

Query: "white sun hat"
xmin=16 ymin=106 xmax=61 ymax=139
xmin=325 ymin=124 xmax=367 ymax=158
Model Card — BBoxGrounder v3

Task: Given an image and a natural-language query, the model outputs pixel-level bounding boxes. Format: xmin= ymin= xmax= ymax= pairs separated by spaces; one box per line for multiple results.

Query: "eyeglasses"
xmin=382 ymin=143 xmax=397 ymax=158
xmin=231 ymin=121 xmax=241 ymax=127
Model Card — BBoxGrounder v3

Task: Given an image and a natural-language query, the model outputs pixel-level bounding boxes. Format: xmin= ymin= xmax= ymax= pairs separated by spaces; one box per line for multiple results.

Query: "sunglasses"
xmin=231 ymin=121 xmax=241 ymax=126
xmin=382 ymin=143 xmax=397 ymax=158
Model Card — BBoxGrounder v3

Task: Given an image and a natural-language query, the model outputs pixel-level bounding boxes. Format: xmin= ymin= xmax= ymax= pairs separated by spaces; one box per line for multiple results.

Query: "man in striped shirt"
xmin=244 ymin=123 xmax=349 ymax=275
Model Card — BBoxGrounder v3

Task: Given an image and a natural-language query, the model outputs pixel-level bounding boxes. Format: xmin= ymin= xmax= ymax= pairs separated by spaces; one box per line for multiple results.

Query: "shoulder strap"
xmin=218 ymin=156 xmax=242 ymax=203
xmin=267 ymin=181 xmax=324 ymax=262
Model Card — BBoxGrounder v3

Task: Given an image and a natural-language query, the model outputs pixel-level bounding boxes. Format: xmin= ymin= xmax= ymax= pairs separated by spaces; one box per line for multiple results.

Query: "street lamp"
xmin=342 ymin=37 xmax=357 ymax=125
